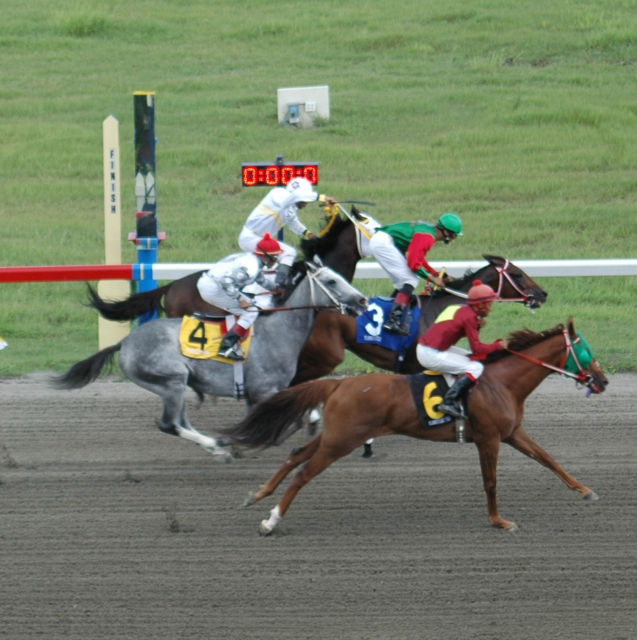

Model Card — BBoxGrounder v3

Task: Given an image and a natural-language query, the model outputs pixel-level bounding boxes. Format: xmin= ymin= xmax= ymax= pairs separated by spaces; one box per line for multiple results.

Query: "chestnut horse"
xmin=221 ymin=318 xmax=608 ymax=535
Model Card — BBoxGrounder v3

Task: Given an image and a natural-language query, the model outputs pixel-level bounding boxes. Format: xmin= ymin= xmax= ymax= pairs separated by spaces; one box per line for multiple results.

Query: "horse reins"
xmin=507 ymin=329 xmax=591 ymax=383
xmin=247 ymin=265 xmax=357 ymax=315
xmin=440 ymin=259 xmax=532 ymax=306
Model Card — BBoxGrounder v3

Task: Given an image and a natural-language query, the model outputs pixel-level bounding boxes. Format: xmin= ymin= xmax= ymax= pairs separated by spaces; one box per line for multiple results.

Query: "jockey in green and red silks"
xmin=369 ymin=213 xmax=463 ymax=335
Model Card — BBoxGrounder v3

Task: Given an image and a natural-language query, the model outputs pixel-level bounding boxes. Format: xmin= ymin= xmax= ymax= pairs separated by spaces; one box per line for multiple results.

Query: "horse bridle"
xmin=493 ymin=259 xmax=536 ymax=308
xmin=306 ymin=265 xmax=359 ymax=315
xmin=441 ymin=259 xmax=536 ymax=309
xmin=507 ymin=329 xmax=595 ymax=388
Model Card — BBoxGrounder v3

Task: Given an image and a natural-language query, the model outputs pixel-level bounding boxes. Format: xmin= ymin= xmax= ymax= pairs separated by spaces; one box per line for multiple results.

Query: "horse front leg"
xmin=506 ymin=426 xmax=598 ymax=501
xmin=476 ymin=438 xmax=518 ymax=531
xmin=244 ymin=436 xmax=322 ymax=508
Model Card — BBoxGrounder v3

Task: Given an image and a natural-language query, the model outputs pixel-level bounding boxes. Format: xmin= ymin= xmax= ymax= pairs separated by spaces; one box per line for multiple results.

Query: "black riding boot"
xmin=437 ymin=374 xmax=476 ymax=418
xmin=382 ymin=286 xmax=413 ymax=336
xmin=218 ymin=330 xmax=244 ymax=360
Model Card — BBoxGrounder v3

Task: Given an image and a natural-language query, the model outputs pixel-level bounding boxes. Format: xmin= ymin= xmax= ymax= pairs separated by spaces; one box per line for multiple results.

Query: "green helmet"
xmin=436 ymin=213 xmax=463 ymax=236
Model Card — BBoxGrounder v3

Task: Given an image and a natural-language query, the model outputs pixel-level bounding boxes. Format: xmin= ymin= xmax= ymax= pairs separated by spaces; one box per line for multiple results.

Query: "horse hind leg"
xmin=245 ymin=436 xmax=322 ymax=508
xmin=149 ymin=381 xmax=233 ymax=463
xmin=258 ymin=436 xmax=363 ymax=536
xmin=176 ymin=423 xmax=234 ymax=463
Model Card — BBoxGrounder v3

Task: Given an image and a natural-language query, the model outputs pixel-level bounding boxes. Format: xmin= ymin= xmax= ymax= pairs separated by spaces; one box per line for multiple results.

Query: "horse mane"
xmin=299 ymin=215 xmax=352 ymax=260
xmin=429 ymin=256 xmax=504 ymax=298
xmin=483 ymin=323 xmax=565 ymax=365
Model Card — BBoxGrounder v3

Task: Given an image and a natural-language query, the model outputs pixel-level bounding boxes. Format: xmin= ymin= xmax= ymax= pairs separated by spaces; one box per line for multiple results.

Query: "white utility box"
xmin=277 ymin=85 xmax=330 ymax=128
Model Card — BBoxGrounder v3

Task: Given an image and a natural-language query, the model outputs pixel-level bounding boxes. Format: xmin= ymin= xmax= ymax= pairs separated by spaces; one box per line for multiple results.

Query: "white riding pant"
xmin=196 ymin=279 xmax=259 ymax=331
xmin=368 ymin=230 xmax=419 ymax=290
xmin=238 ymin=227 xmax=297 ymax=267
xmin=416 ymin=345 xmax=484 ymax=380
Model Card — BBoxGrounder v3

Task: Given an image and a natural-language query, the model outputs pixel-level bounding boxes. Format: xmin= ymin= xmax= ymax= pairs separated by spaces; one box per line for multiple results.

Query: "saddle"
xmin=407 ymin=371 xmax=469 ymax=443
xmin=179 ymin=315 xmax=253 ymax=363
xmin=407 ymin=372 xmax=455 ymax=429
xmin=356 ymin=296 xmax=421 ymax=351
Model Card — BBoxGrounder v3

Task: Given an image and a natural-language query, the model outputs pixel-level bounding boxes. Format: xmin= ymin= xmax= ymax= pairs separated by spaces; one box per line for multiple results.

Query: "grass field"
xmin=1 ymin=0 xmax=636 ymax=376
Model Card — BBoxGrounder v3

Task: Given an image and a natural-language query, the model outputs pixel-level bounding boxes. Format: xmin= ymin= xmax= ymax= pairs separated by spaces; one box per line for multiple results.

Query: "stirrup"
xmin=218 ymin=345 xmax=245 ymax=360
xmin=382 ymin=320 xmax=410 ymax=336
xmin=437 ymin=402 xmax=464 ymax=419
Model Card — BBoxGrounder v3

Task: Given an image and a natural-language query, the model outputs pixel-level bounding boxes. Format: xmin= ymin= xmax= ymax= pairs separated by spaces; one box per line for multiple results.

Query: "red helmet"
xmin=255 ymin=233 xmax=282 ymax=256
xmin=468 ymin=279 xmax=497 ymax=305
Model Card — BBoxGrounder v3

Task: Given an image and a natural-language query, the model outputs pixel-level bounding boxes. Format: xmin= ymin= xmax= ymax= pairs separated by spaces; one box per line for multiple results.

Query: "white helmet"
xmin=286 ymin=177 xmax=317 ymax=202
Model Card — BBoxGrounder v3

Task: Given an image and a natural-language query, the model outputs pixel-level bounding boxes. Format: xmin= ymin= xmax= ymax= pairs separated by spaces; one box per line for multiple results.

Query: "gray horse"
xmin=52 ymin=261 xmax=368 ymax=462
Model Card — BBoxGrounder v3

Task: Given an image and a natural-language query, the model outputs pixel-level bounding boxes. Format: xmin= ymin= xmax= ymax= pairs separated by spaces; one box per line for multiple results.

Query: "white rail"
xmin=152 ymin=259 xmax=637 ymax=281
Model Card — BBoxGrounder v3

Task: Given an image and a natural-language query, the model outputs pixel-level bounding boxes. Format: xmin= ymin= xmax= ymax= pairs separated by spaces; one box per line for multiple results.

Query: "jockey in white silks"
xmin=196 ymin=233 xmax=283 ymax=360
xmin=238 ymin=177 xmax=336 ymax=289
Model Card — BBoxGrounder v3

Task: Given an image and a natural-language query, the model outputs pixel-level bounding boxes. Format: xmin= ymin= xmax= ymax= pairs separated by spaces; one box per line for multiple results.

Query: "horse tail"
xmin=221 ymin=379 xmax=342 ymax=449
xmin=85 ymin=283 xmax=170 ymax=322
xmin=50 ymin=343 xmax=122 ymax=390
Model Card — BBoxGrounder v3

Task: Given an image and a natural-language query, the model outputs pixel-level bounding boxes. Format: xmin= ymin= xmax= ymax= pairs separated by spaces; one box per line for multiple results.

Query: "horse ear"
xmin=483 ymin=254 xmax=504 ymax=265
xmin=312 ymin=255 xmax=324 ymax=267
xmin=306 ymin=260 xmax=318 ymax=273
xmin=567 ymin=316 xmax=576 ymax=338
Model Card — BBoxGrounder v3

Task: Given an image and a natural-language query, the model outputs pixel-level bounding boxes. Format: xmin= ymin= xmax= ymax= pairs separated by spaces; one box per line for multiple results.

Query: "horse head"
xmin=480 ymin=255 xmax=548 ymax=310
xmin=565 ymin=317 xmax=608 ymax=395
xmin=298 ymin=214 xmax=359 ymax=282
xmin=305 ymin=261 xmax=368 ymax=316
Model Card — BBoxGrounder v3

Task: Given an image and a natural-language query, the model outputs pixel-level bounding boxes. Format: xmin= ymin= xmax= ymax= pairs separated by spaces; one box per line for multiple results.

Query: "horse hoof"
xmin=361 ymin=444 xmax=374 ymax=458
xmin=259 ymin=520 xmax=274 ymax=536
xmin=583 ymin=490 xmax=600 ymax=502
xmin=243 ymin=493 xmax=256 ymax=508
xmin=506 ymin=523 xmax=518 ymax=532
xmin=210 ymin=450 xmax=234 ymax=464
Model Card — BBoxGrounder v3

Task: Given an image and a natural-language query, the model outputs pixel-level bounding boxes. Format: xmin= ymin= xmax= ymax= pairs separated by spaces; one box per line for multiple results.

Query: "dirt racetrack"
xmin=0 ymin=373 xmax=635 ymax=640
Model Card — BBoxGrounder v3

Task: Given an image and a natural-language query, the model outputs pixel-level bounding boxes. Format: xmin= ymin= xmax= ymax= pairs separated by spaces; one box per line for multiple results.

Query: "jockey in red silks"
xmin=416 ymin=279 xmax=509 ymax=418
xmin=369 ymin=213 xmax=463 ymax=335
xmin=197 ymin=233 xmax=283 ymax=360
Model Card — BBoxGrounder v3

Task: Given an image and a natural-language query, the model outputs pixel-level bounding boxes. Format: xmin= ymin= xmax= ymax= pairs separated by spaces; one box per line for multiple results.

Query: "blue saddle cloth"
xmin=356 ymin=296 xmax=421 ymax=353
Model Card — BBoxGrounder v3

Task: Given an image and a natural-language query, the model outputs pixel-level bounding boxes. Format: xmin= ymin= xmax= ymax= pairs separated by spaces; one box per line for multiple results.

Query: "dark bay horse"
xmin=52 ymin=263 xmax=368 ymax=462
xmin=86 ymin=212 xmax=362 ymax=321
xmin=221 ymin=318 xmax=608 ymax=535
xmin=291 ymin=254 xmax=548 ymax=384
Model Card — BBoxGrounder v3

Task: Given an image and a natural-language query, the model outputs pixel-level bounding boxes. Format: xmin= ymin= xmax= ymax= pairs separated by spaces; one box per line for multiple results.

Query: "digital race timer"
xmin=241 ymin=161 xmax=319 ymax=187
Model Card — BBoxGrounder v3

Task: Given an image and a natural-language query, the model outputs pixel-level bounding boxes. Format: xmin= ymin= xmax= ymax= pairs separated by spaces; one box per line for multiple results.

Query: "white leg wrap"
xmin=309 ymin=408 xmax=321 ymax=424
xmin=176 ymin=426 xmax=233 ymax=461
xmin=260 ymin=505 xmax=282 ymax=534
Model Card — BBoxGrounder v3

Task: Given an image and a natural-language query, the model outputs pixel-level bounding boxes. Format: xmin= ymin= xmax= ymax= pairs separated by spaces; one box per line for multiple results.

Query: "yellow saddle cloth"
xmin=179 ymin=316 xmax=253 ymax=363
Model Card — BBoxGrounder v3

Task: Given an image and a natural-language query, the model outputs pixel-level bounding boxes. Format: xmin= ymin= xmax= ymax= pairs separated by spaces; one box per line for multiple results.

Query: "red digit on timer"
xmin=304 ymin=165 xmax=318 ymax=184
xmin=281 ymin=166 xmax=295 ymax=185
xmin=265 ymin=166 xmax=279 ymax=186
xmin=242 ymin=166 xmax=258 ymax=186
